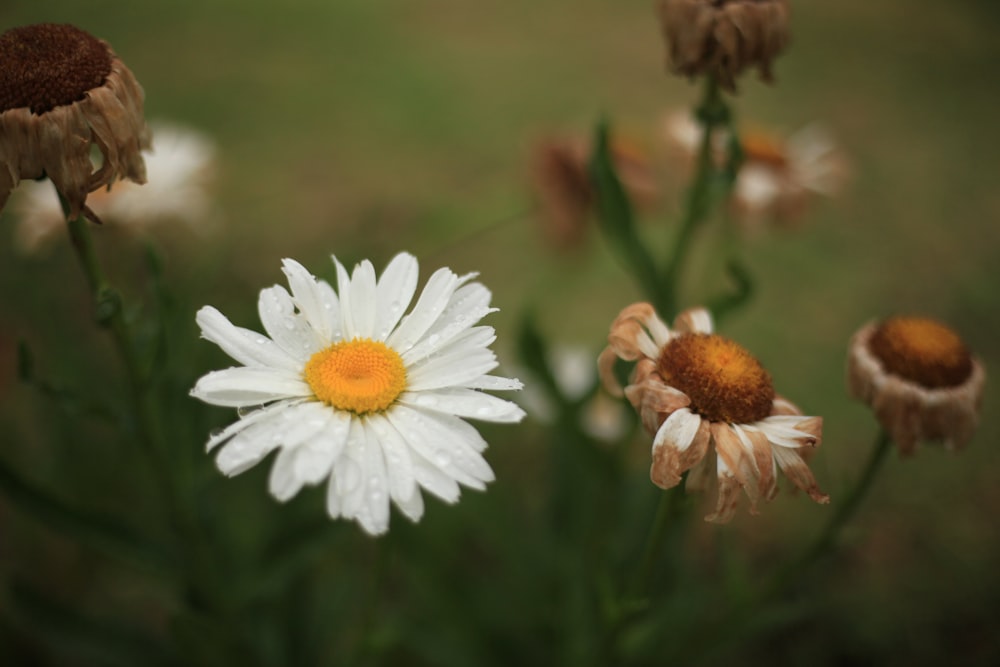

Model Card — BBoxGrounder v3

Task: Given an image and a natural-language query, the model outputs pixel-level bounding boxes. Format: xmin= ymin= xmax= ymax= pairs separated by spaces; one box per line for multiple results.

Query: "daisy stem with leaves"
xmin=61 ymin=202 xmax=214 ymax=596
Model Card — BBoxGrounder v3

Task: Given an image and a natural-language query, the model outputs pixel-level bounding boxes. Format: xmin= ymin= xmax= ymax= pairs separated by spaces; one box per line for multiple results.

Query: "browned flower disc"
xmin=869 ymin=317 xmax=973 ymax=389
xmin=0 ymin=24 xmax=112 ymax=114
xmin=657 ymin=333 xmax=775 ymax=423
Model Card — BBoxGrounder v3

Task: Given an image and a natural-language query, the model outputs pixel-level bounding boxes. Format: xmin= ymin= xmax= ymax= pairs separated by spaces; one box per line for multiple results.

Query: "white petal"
xmin=386 ymin=405 xmax=494 ymax=488
xmin=400 ymin=388 xmax=526 ymax=423
xmin=461 ymin=375 xmax=524 ymax=391
xmin=409 ymin=453 xmax=461 ymax=504
xmin=347 ymin=260 xmax=378 ymax=339
xmin=195 ymin=306 xmax=299 ymax=372
xmin=214 ymin=402 xmax=317 ymax=476
xmin=191 ymin=367 xmax=311 ymax=407
xmin=365 ymin=414 xmax=417 ymax=505
xmin=328 ymin=419 xmax=366 ymax=518
xmin=316 ymin=280 xmax=343 ymax=341
xmin=281 ymin=259 xmax=333 ymax=344
xmin=357 ymin=426 xmax=391 ymax=535
xmin=386 ymin=267 xmax=464 ymax=355
xmin=205 ymin=399 xmax=306 ymax=452
xmin=257 ymin=286 xmax=319 ymax=361
xmin=406 ymin=348 xmax=498 ymax=392
xmin=652 ymin=408 xmax=701 ymax=452
xmin=400 ymin=281 xmax=496 ymax=362
xmin=374 ymin=253 xmax=419 ymax=341
xmin=393 ymin=485 xmax=425 ymax=522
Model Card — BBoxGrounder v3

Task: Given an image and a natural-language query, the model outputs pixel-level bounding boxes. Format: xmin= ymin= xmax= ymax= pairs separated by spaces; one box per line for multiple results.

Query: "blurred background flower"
xmin=10 ymin=122 xmax=218 ymax=253
xmin=663 ymin=109 xmax=849 ymax=229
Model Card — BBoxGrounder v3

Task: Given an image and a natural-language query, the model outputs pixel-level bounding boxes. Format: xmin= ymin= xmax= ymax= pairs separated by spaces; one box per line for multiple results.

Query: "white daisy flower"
xmin=191 ymin=252 xmax=525 ymax=535
xmin=11 ymin=122 xmax=217 ymax=253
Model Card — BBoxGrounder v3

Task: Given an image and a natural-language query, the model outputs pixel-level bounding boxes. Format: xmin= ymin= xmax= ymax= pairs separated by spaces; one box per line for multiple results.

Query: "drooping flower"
xmin=599 ymin=303 xmax=827 ymax=522
xmin=11 ymin=123 xmax=217 ymax=252
xmin=191 ymin=253 xmax=525 ymax=535
xmin=0 ymin=23 xmax=150 ymax=222
xmin=657 ymin=0 xmax=790 ymax=92
xmin=848 ymin=316 xmax=985 ymax=456
xmin=663 ymin=110 xmax=848 ymax=229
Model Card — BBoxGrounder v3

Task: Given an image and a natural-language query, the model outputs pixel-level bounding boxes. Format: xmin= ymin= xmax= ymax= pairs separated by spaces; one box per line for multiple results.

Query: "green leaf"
xmin=589 ymin=119 xmax=663 ymax=308
xmin=707 ymin=258 xmax=755 ymax=325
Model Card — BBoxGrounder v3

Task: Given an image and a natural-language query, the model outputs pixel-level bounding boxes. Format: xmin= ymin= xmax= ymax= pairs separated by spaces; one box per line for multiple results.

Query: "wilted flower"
xmin=11 ymin=123 xmax=217 ymax=253
xmin=0 ymin=23 xmax=150 ymax=222
xmin=191 ymin=253 xmax=525 ymax=535
xmin=848 ymin=316 xmax=985 ymax=456
xmin=599 ymin=303 xmax=827 ymax=522
xmin=663 ymin=110 xmax=848 ymax=229
xmin=530 ymin=134 xmax=657 ymax=250
xmin=657 ymin=0 xmax=790 ymax=92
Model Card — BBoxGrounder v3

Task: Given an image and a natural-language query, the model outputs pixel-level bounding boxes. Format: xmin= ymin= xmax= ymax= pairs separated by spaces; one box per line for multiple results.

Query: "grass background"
xmin=2 ymin=0 xmax=1000 ymax=664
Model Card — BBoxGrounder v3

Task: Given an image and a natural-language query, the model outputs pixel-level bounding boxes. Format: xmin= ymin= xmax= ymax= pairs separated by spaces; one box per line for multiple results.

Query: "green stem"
xmin=662 ymin=75 xmax=729 ymax=318
xmin=62 ymin=206 xmax=218 ymax=609
xmin=628 ymin=485 xmax=683 ymax=600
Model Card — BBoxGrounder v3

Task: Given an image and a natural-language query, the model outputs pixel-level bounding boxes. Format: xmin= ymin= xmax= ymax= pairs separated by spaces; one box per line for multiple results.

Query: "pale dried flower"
xmin=599 ymin=303 xmax=827 ymax=522
xmin=848 ymin=317 xmax=985 ymax=456
xmin=663 ymin=109 xmax=848 ymax=229
xmin=657 ymin=0 xmax=790 ymax=92
xmin=0 ymin=23 xmax=151 ymax=223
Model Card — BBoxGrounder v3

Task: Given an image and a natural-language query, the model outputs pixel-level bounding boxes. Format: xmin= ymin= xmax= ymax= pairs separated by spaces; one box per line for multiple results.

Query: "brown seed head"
xmin=0 ymin=24 xmax=112 ymax=115
xmin=657 ymin=333 xmax=775 ymax=423
xmin=868 ymin=317 xmax=973 ymax=389
xmin=658 ymin=0 xmax=790 ymax=92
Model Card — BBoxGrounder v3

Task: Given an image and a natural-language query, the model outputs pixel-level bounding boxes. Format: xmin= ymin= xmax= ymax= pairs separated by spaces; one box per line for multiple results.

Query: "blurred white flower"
xmin=11 ymin=122 xmax=217 ymax=252
xmin=191 ymin=253 xmax=525 ymax=536
xmin=516 ymin=344 xmax=630 ymax=442
xmin=662 ymin=110 xmax=848 ymax=229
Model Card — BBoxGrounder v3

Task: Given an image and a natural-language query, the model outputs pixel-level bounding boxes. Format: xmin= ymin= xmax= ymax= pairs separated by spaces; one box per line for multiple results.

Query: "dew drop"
xmin=433 ymin=449 xmax=452 ymax=467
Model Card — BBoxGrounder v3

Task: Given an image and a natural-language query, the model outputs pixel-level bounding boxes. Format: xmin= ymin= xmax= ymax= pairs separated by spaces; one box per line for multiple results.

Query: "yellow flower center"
xmin=869 ymin=317 xmax=973 ymax=389
xmin=0 ymin=24 xmax=112 ymax=115
xmin=657 ymin=334 xmax=775 ymax=424
xmin=304 ymin=339 xmax=407 ymax=415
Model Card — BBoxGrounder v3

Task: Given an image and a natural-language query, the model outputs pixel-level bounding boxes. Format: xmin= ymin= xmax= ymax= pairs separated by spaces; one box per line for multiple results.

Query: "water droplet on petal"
xmin=433 ymin=449 xmax=452 ymax=467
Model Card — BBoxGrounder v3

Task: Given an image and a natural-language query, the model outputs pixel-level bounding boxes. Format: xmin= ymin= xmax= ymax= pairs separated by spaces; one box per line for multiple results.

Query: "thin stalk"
xmin=764 ymin=429 xmax=893 ymax=597
xmin=674 ymin=430 xmax=894 ymax=664
xmin=662 ymin=75 xmax=729 ymax=318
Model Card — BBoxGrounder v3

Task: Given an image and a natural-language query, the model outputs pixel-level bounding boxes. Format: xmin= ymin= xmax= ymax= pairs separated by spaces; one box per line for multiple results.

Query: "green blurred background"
xmin=2 ymin=0 xmax=999 ymax=664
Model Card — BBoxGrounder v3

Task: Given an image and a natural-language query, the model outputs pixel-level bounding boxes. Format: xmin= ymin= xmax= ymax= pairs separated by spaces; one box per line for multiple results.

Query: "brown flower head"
xmin=657 ymin=0 xmax=790 ymax=92
xmin=848 ymin=316 xmax=985 ymax=456
xmin=0 ymin=23 xmax=151 ymax=222
xmin=599 ymin=303 xmax=827 ymax=522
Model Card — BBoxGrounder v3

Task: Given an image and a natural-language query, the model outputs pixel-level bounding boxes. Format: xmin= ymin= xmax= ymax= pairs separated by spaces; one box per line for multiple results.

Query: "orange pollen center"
xmin=868 ymin=317 xmax=973 ymax=389
xmin=303 ymin=339 xmax=407 ymax=415
xmin=0 ymin=24 xmax=112 ymax=115
xmin=741 ymin=131 xmax=787 ymax=168
xmin=657 ymin=333 xmax=775 ymax=424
